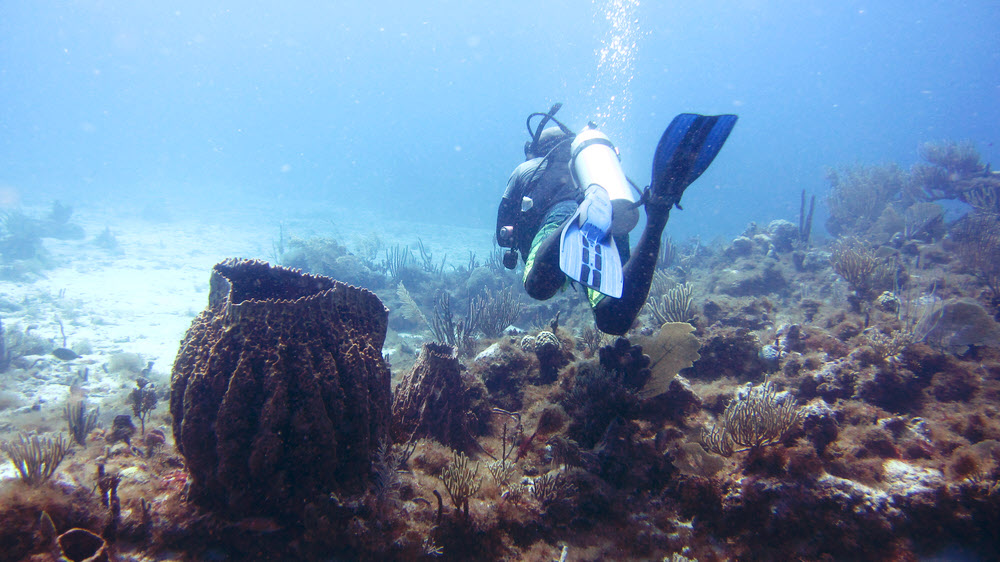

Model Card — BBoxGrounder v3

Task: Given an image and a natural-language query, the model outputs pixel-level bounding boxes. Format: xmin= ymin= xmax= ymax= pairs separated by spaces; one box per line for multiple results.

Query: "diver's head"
xmin=525 ymin=127 xmax=575 ymax=160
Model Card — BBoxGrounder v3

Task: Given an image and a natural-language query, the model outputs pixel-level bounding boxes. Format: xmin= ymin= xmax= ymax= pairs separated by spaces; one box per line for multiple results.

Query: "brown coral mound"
xmin=391 ymin=342 xmax=473 ymax=450
xmin=169 ymin=258 xmax=391 ymax=517
xmin=687 ymin=327 xmax=767 ymax=381
xmin=0 ymin=482 xmax=104 ymax=562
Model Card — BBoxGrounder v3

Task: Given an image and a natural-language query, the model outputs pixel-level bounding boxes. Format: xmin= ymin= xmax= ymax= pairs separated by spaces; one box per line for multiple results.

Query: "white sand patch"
xmin=0 ymin=199 xmax=493 ymax=447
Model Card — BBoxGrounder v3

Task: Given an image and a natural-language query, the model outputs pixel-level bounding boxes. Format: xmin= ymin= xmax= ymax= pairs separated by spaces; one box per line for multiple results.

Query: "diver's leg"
xmin=523 ymin=225 xmax=566 ymax=300
xmin=591 ymin=111 xmax=738 ymax=334
xmin=592 ymin=201 xmax=671 ymax=335
xmin=523 ymin=201 xmax=577 ymax=300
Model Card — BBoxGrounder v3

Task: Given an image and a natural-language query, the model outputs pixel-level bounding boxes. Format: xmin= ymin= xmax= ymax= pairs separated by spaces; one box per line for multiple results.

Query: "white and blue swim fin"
xmin=559 ymin=185 xmax=624 ymax=298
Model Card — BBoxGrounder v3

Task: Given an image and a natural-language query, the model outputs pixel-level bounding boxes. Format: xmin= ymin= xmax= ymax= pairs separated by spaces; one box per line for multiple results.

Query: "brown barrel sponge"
xmin=169 ymin=258 xmax=391 ymax=517
xmin=391 ymin=342 xmax=471 ymax=450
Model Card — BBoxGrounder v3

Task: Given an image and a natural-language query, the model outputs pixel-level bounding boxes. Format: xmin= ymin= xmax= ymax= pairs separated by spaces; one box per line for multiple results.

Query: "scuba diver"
xmin=495 ymin=103 xmax=737 ymax=335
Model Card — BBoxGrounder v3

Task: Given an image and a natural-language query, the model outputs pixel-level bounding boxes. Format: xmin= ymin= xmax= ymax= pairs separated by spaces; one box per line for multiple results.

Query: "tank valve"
xmin=498 ymin=225 xmax=515 ymax=247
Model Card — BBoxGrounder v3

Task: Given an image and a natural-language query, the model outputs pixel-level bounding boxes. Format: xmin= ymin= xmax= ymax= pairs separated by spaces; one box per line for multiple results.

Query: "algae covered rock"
xmin=714 ymin=258 xmax=789 ymax=297
xmin=473 ymin=340 xmax=534 ymax=411
xmin=766 ymin=219 xmax=800 ymax=252
xmin=924 ymin=298 xmax=1000 ymax=355
xmin=169 ymin=258 xmax=391 ymax=517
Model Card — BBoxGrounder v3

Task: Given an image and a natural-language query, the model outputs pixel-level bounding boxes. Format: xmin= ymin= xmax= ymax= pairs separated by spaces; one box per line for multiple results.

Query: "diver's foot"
xmin=651 ymin=172 xmax=686 ymax=206
xmin=643 ymin=187 xmax=673 ymax=230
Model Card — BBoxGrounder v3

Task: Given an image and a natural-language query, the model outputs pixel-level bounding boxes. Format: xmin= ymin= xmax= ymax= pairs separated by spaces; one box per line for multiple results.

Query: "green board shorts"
xmin=523 ymin=200 xmax=630 ymax=308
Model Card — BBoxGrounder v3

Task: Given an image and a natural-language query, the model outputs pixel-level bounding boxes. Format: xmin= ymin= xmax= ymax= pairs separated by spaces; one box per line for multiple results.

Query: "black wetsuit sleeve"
xmin=496 ymin=183 xmax=520 ymax=244
xmin=496 ymin=160 xmax=543 ymax=244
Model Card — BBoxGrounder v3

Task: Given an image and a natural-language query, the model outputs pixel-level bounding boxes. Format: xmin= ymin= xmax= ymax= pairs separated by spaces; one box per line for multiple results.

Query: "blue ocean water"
xmin=1 ymin=0 xmax=997 ymax=242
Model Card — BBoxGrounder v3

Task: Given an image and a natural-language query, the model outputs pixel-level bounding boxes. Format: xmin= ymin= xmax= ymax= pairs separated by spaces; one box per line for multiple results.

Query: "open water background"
xmin=2 ymin=0 xmax=997 ymax=243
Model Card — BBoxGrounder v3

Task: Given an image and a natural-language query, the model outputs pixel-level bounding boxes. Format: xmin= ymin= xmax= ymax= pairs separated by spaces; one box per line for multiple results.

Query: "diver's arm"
xmin=496 ymin=172 xmax=522 ymax=243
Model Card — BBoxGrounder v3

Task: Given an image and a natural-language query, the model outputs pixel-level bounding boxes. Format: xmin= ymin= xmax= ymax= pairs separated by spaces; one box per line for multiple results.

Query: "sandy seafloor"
xmin=0 ymin=198 xmax=495 ymax=481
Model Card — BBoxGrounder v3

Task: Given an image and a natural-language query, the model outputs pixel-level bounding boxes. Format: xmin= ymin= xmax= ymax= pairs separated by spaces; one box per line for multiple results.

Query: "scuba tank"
xmin=497 ymin=105 xmax=640 ymax=269
xmin=570 ymin=127 xmax=640 ymax=236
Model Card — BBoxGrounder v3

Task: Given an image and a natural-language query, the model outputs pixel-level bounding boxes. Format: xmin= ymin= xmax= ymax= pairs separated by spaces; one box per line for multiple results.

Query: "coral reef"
xmin=5 ymin=141 xmax=1000 ymax=561
xmin=1 ymin=433 xmax=71 ymax=485
xmin=106 ymin=415 xmax=136 ymax=446
xmin=687 ymin=327 xmax=768 ymax=381
xmin=830 ymin=237 xmax=897 ymax=306
xmin=951 ymin=212 xmax=1000 ymax=306
xmin=469 ymin=286 xmax=524 ymax=338
xmin=824 ymin=163 xmax=907 ymax=237
xmin=647 ymin=281 xmax=696 ymax=324
xmin=524 ymin=329 xmax=573 ymax=383
xmin=473 ymin=339 xmax=537 ymax=412
xmin=64 ymin=395 xmax=100 ymax=446
xmin=281 ymin=235 xmax=387 ymax=291
xmin=169 ymin=258 xmax=391 ymax=517
xmin=127 ymin=376 xmax=158 ymax=435
xmin=636 ymin=322 xmax=701 ymax=398
xmin=702 ymin=380 xmax=801 ymax=456
xmin=0 ymin=483 xmax=105 ymax=561
xmin=439 ymin=449 xmax=483 ymax=518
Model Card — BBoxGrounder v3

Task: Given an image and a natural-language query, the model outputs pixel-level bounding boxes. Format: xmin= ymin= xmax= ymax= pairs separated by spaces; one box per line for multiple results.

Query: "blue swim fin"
xmin=651 ymin=113 xmax=737 ymax=209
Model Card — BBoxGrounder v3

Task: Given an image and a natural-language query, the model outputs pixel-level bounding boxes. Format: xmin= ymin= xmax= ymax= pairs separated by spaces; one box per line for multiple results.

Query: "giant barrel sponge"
xmin=169 ymin=258 xmax=391 ymax=517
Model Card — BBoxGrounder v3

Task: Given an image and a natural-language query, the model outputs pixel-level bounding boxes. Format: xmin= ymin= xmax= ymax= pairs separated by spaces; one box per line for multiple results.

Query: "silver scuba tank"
xmin=569 ymin=127 xmax=639 ymax=236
